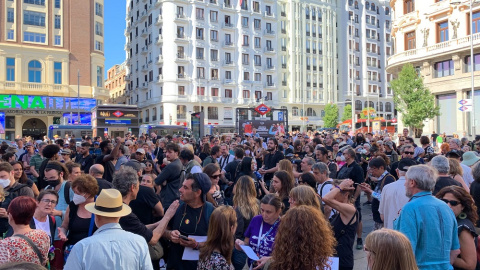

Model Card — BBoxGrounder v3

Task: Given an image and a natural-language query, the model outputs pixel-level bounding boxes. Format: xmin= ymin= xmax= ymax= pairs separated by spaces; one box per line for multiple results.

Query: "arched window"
xmin=28 ymin=60 xmax=42 ymax=83
xmin=385 ymin=7 xmax=390 ymax=15
xmin=371 ymin=3 xmax=375 ymax=11
xmin=306 ymin=108 xmax=317 ymax=116
xmin=379 ymin=102 xmax=384 ymax=111
xmin=355 ymin=100 xmax=362 ymax=110
xmin=385 ymin=102 xmax=392 ymax=112
xmin=321 ymin=110 xmax=325 ymax=118
xmin=365 ymin=1 xmax=370 ymax=10
xmin=292 ymin=106 xmax=299 ymax=116
xmin=369 ymin=101 xmax=375 ymax=108
xmin=364 ymin=101 xmax=368 ymax=108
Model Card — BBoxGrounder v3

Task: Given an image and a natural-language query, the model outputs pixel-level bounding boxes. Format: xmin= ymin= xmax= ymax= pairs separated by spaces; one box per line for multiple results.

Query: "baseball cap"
xmin=446 ymin=150 xmax=463 ymax=158
xmin=136 ymin=148 xmax=146 ymax=154
xmin=398 ymin=158 xmax=417 ymax=172
xmin=60 ymin=149 xmax=72 ymax=155
xmin=123 ymin=160 xmax=142 ymax=173
xmin=25 ymin=143 xmax=34 ymax=147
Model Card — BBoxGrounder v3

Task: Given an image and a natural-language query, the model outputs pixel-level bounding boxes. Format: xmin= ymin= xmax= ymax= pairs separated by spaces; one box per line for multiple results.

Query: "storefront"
xmin=0 ymin=94 xmax=98 ymax=140
xmin=92 ymin=105 xmax=140 ymax=139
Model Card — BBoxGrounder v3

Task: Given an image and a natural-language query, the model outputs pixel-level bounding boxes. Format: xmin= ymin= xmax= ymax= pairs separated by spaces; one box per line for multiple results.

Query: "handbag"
xmin=14 ymin=234 xmax=45 ymax=265
xmin=148 ymin=241 xmax=164 ymax=260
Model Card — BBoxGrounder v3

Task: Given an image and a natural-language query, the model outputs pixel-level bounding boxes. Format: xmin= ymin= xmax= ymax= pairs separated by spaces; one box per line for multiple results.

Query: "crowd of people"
xmin=0 ymin=127 xmax=480 ymax=269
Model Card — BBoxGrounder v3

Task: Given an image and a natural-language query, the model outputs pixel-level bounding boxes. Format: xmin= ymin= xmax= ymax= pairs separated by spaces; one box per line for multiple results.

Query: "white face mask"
xmin=0 ymin=179 xmax=10 ymax=188
xmin=245 ymin=150 xmax=251 ymax=155
xmin=72 ymin=193 xmax=87 ymax=205
xmin=340 ymin=155 xmax=346 ymax=162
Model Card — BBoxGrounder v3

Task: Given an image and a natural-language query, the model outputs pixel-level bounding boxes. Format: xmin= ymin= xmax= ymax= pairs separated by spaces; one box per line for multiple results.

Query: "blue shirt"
xmin=64 ymin=223 xmax=153 ymax=270
xmin=394 ymin=191 xmax=460 ymax=270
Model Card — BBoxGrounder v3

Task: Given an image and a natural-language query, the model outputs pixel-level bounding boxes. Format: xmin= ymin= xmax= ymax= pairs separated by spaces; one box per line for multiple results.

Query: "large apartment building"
xmin=387 ymin=0 xmax=480 ymax=136
xmin=106 ymin=61 xmax=127 ymax=104
xmin=125 ymin=0 xmax=395 ymax=132
xmin=0 ymin=0 xmax=107 ymax=139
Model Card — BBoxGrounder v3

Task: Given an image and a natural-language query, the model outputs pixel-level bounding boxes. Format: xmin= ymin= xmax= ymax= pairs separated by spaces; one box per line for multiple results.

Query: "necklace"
xmin=179 ymin=203 xmax=204 ymax=235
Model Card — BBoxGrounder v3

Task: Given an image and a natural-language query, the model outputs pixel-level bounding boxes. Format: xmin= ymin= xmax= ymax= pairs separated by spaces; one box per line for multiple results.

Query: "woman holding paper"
xmin=234 ymin=194 xmax=282 ymax=270
xmin=197 ymin=206 xmax=237 ymax=270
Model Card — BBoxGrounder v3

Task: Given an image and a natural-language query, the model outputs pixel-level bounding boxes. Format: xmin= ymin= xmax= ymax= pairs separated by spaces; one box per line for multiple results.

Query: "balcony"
xmin=254 ymin=62 xmax=262 ymax=67
xmin=223 ymin=41 xmax=234 ymax=48
xmin=264 ymin=29 xmax=275 ymax=36
xmin=265 ymin=82 xmax=275 ymax=88
xmin=211 ymin=76 xmax=219 ymax=81
xmin=141 ymin=46 xmax=148 ymax=54
xmin=155 ymin=15 xmax=163 ymax=25
xmin=157 ymin=75 xmax=163 ymax=82
xmin=264 ymin=47 xmax=275 ymax=54
xmin=282 ymin=81 xmax=287 ymax=86
xmin=264 ymin=11 xmax=275 ymax=19
xmin=175 ymin=13 xmax=188 ymax=22
xmin=211 ymin=57 xmax=218 ymax=62
xmin=0 ymin=81 xmax=72 ymax=96
xmin=196 ymin=55 xmax=205 ymax=60
xmin=281 ymin=46 xmax=286 ymax=51
xmin=223 ymin=3 xmax=233 ymax=9
xmin=222 ymin=22 xmax=234 ymax=29
xmin=282 ymin=63 xmax=286 ymax=69
xmin=155 ymin=35 xmax=163 ymax=44
xmin=176 ymin=33 xmax=188 ymax=42
xmin=141 ymin=82 xmax=149 ymax=89
xmin=156 ymin=55 xmax=163 ymax=64
xmin=210 ymin=38 xmax=218 ymax=42
xmin=196 ymin=16 xmax=205 ymax=21
xmin=177 ymin=74 xmax=188 ymax=80
xmin=223 ymin=79 xmax=235 ymax=84
xmin=265 ymin=65 xmax=275 ymax=71
xmin=141 ymin=64 xmax=149 ymax=72
xmin=141 ymin=29 xmax=148 ymax=37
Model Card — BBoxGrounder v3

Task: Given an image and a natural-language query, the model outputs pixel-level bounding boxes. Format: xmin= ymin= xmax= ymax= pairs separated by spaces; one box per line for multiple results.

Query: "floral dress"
xmin=197 ymin=251 xmax=234 ymax=270
xmin=0 ymin=229 xmax=50 ymax=265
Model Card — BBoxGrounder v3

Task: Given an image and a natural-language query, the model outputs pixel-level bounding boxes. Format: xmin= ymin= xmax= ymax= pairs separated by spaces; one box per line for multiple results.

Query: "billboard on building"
xmin=238 ymin=120 xmax=286 ymax=138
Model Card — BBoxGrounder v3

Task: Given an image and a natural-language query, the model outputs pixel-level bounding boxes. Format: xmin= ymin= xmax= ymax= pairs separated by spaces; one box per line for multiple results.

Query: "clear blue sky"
xmin=104 ymin=0 xmax=126 ymax=78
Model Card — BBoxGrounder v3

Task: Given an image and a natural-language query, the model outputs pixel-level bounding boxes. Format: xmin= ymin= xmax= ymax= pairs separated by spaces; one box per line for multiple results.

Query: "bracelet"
xmin=335 ymin=185 xmax=342 ymax=191
xmin=194 ymin=242 xmax=200 ymax=250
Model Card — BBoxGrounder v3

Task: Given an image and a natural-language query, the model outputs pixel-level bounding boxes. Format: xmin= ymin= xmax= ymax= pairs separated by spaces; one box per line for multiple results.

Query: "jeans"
xmin=232 ymin=248 xmax=247 ymax=270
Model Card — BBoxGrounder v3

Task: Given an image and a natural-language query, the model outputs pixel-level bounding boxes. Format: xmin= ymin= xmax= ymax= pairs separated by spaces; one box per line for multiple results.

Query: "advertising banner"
xmin=0 ymin=112 xmax=4 ymax=134
xmin=239 ymin=120 xmax=286 ymax=138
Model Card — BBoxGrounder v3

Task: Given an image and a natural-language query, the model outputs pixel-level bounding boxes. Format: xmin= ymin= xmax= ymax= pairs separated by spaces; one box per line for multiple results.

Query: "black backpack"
xmin=45 ymin=181 xmax=71 ymax=204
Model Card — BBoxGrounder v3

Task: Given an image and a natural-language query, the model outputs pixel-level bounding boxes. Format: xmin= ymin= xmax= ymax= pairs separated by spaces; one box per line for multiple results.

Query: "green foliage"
xmin=390 ymin=63 xmax=440 ymax=132
xmin=360 ymin=107 xmax=376 ymax=119
xmin=324 ymin=103 xmax=339 ymax=128
xmin=341 ymin=104 xmax=352 ymax=122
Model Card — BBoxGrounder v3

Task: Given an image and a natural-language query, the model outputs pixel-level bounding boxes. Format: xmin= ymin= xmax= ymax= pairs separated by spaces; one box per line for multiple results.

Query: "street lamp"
xmin=350 ymin=11 xmax=356 ymax=134
xmin=452 ymin=0 xmax=477 ymax=136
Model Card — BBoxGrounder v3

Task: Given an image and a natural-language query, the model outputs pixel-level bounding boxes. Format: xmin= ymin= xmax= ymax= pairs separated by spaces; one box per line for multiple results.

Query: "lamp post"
xmin=77 ymin=70 xmax=81 ymax=124
xmin=350 ymin=11 xmax=356 ymax=134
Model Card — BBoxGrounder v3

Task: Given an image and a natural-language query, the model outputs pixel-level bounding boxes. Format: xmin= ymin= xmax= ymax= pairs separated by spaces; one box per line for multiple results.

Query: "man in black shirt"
xmin=315 ymin=147 xmax=337 ymax=179
xmin=155 ymin=143 xmax=184 ymax=210
xmin=95 ymin=138 xmax=122 ymax=182
xmin=337 ymin=147 xmax=365 ymax=249
xmin=389 ymin=145 xmax=415 ymax=179
xmin=88 ymin=164 xmax=113 ymax=193
xmin=77 ymin=142 xmax=94 ymax=174
xmin=259 ymin=138 xmax=284 ymax=187
xmin=431 ymin=155 xmax=462 ymax=195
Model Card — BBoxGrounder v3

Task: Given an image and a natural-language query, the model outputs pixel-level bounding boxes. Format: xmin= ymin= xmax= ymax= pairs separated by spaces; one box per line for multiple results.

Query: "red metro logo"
xmin=113 ymin=111 xmax=124 ymax=118
xmin=254 ymin=104 xmax=271 ymax=116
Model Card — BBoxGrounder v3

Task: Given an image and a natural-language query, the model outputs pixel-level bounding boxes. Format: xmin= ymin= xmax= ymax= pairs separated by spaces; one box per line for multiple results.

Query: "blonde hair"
xmin=448 ymin=158 xmax=463 ymax=177
xmin=233 ymin=176 xmax=260 ymax=220
xmin=289 ymin=186 xmax=321 ymax=209
xmin=278 ymin=159 xmax=295 ymax=182
xmin=365 ymin=229 xmax=418 ymax=270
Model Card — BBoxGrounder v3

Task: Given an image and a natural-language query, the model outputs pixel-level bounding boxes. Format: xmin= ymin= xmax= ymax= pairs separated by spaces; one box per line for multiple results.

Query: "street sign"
xmin=459 ymin=99 xmax=473 ymax=106
xmin=254 ymin=104 xmax=271 ymax=115
xmin=278 ymin=112 xmax=284 ymax=121
xmin=459 ymin=106 xmax=473 ymax=112
xmin=391 ymin=118 xmax=397 ymax=123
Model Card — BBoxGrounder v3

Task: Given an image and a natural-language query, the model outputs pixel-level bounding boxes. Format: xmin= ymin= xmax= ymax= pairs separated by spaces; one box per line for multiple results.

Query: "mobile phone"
xmin=179 ymin=234 xmax=189 ymax=241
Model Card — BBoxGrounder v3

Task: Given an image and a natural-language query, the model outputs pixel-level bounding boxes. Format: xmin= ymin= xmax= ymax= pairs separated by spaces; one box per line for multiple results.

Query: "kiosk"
xmin=92 ymin=105 xmax=140 ymax=139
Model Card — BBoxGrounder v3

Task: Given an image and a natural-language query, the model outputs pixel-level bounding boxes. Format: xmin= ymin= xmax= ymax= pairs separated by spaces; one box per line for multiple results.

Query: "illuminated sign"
xmin=0 ymin=95 xmax=96 ymax=111
xmin=105 ymin=118 xmax=131 ymax=125
xmin=97 ymin=110 xmax=138 ymax=118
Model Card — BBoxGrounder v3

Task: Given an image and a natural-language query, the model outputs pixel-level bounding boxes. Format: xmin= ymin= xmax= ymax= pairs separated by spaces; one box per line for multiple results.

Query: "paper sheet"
xmin=181 ymin=235 xmax=207 ymax=261
xmin=324 ymin=257 xmax=339 ymax=270
xmin=240 ymin=245 xmax=260 ymax=261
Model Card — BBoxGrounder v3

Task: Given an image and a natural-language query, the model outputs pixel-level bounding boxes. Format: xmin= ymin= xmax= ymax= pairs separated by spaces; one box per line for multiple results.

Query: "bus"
xmin=48 ymin=125 xmax=93 ymax=140
xmin=139 ymin=124 xmax=192 ymax=137
xmin=337 ymin=119 xmax=395 ymax=135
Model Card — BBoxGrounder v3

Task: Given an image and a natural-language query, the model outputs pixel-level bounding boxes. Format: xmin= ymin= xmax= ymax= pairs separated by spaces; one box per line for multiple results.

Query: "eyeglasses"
xmin=399 ymin=140 xmax=405 ymax=142
xmin=404 ymin=151 xmax=414 ymax=155
xmin=61 ymin=153 xmax=68 ymax=156
xmin=212 ymin=174 xmax=221 ymax=179
xmin=40 ymin=199 xmax=57 ymax=205
xmin=441 ymin=199 xmax=461 ymax=206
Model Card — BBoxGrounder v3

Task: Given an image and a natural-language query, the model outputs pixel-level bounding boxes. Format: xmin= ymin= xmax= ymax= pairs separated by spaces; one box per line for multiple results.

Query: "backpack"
xmin=45 ymin=181 xmax=71 ymax=205
xmin=319 ymin=180 xmax=333 ymax=198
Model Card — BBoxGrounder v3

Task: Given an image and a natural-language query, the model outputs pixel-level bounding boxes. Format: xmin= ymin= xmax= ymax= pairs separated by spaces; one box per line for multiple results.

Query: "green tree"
xmin=390 ymin=63 xmax=440 ymax=137
xmin=324 ymin=103 xmax=339 ymax=128
xmin=341 ymin=104 xmax=352 ymax=122
xmin=360 ymin=107 xmax=376 ymax=119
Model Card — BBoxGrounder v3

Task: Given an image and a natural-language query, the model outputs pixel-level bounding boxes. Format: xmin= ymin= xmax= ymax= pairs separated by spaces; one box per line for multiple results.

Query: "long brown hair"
xmin=233 ymin=176 xmax=260 ymax=220
xmin=278 ymin=159 xmax=295 ymax=182
xmin=435 ymin=186 xmax=479 ymax=224
xmin=199 ymin=206 xmax=236 ymax=264
xmin=289 ymin=186 xmax=321 ymax=209
xmin=273 ymin=170 xmax=294 ymax=199
xmin=269 ymin=205 xmax=336 ymax=270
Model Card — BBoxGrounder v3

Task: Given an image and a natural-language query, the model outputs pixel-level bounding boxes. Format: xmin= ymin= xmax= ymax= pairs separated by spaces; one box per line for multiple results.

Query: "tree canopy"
xmin=341 ymin=104 xmax=352 ymax=122
xmin=324 ymin=103 xmax=339 ymax=128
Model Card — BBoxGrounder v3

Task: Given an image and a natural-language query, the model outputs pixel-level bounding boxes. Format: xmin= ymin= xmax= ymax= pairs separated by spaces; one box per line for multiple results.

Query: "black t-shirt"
xmin=224 ymin=159 xmax=241 ymax=183
xmin=263 ymin=150 xmax=284 ymax=181
xmin=77 ymin=154 xmax=94 ymax=174
xmin=67 ymin=202 xmax=97 ymax=246
xmin=434 ymin=176 xmax=462 ymax=195
xmin=337 ymin=161 xmax=365 ymax=206
xmin=119 ymin=212 xmax=153 ymax=243
xmin=95 ymin=155 xmax=115 ymax=182
xmin=471 ymin=181 xmax=480 ymax=227
xmin=371 ymin=174 xmax=395 ymax=223
xmin=130 ymin=185 xmax=160 ymax=225
xmin=155 ymin=159 xmax=183 ymax=210
xmin=95 ymin=178 xmax=113 ymax=194
xmin=431 ymin=133 xmax=439 ymax=140
xmin=167 ymin=203 xmax=213 ymax=270
xmin=326 ymin=161 xmax=337 ymax=179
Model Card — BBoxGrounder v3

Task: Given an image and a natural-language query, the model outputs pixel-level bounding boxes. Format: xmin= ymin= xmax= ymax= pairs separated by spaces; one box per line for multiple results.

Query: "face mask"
xmin=0 ymin=179 xmax=10 ymax=188
xmin=340 ymin=155 xmax=346 ymax=162
xmin=253 ymin=163 xmax=257 ymax=171
xmin=245 ymin=150 xmax=251 ymax=155
xmin=47 ymin=180 xmax=61 ymax=187
xmin=72 ymin=193 xmax=87 ymax=205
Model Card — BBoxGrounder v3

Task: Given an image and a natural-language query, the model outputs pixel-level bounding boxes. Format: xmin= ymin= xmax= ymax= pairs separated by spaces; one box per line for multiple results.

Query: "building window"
xmin=7 ymin=30 xmax=14 ymax=40
xmin=197 ymin=86 xmax=205 ymax=96
xmin=434 ymin=59 xmax=453 ymax=78
xmin=208 ymin=107 xmax=218 ymax=119
xmin=292 ymin=107 xmax=299 ymax=116
xmin=405 ymin=31 xmax=415 ymax=50
xmin=95 ymin=22 xmax=103 ymax=36
xmin=385 ymin=102 xmax=392 ymax=112
xmin=177 ymin=105 xmax=186 ymax=119
xmin=243 ymin=90 xmax=250 ymax=98
xmin=97 ymin=66 xmax=103 ymax=87
xmin=24 ymin=0 xmax=45 ymax=5
xmin=211 ymin=88 xmax=219 ymax=96
xmin=55 ymin=0 xmax=61 ymax=8
xmin=465 ymin=54 xmax=480 ymax=72
xmin=54 ymin=62 xmax=62 ymax=84
xmin=7 ymin=8 xmax=14 ymax=23
xmin=225 ymin=89 xmax=232 ymax=98
xmin=178 ymin=86 xmax=185 ymax=95
xmin=6 ymin=58 xmax=15 ymax=82
xmin=24 ymin=11 xmax=46 ymax=26
xmin=471 ymin=11 xmax=480 ymax=34
xmin=55 ymin=35 xmax=61 ymax=45
xmin=95 ymin=2 xmax=103 ymax=17
xmin=306 ymin=108 xmax=317 ymax=117
xmin=28 ymin=60 xmax=42 ymax=83
xmin=95 ymin=41 xmax=103 ymax=51
xmin=355 ymin=100 xmax=362 ymax=110
xmin=437 ymin=21 xmax=448 ymax=43
xmin=404 ymin=0 xmax=414 ymax=15
xmin=55 ymin=15 xmax=61 ymax=29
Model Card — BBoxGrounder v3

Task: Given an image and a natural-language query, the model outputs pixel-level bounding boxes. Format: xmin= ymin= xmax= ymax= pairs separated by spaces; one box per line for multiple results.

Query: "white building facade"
xmin=387 ymin=0 xmax=480 ymax=136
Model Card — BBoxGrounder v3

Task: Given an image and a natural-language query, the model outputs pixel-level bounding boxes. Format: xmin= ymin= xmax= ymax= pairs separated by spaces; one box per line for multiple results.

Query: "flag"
xmin=239 ymin=0 xmax=243 ymax=7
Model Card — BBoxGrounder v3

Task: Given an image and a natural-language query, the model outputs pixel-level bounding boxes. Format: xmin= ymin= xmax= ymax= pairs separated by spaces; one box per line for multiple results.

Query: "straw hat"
xmin=85 ymin=189 xmax=131 ymax=217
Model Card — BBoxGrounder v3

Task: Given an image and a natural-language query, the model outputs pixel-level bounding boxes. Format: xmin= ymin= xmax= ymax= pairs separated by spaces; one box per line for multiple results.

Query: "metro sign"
xmin=112 ymin=111 xmax=124 ymax=117
xmin=255 ymin=104 xmax=271 ymax=115
xmin=459 ymin=106 xmax=473 ymax=112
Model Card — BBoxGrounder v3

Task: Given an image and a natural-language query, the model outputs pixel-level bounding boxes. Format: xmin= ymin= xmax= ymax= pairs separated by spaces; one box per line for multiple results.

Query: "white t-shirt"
xmin=379 ymin=176 xmax=410 ymax=229
xmin=461 ymin=164 xmax=474 ymax=187
xmin=33 ymin=217 xmax=51 ymax=238
xmin=317 ymin=180 xmax=333 ymax=198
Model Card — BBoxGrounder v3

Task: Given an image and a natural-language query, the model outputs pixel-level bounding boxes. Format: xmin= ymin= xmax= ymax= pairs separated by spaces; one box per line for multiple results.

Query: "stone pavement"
xmin=353 ymin=194 xmax=374 ymax=270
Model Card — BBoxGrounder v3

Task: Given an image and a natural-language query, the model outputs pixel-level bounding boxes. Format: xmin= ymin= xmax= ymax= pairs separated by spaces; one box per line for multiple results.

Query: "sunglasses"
xmin=441 ymin=199 xmax=461 ymax=206
xmin=212 ymin=174 xmax=221 ymax=178
xmin=404 ymin=151 xmax=414 ymax=155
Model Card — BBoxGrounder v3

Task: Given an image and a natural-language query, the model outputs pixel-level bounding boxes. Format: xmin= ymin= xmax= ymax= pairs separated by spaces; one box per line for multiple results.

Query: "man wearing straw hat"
xmin=64 ymin=189 xmax=153 ymax=270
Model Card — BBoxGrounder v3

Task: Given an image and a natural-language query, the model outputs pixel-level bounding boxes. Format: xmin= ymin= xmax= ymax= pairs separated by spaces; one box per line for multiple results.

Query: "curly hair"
xmin=72 ymin=174 xmax=99 ymax=197
xmin=435 ymin=186 xmax=479 ymax=225
xmin=289 ymin=186 xmax=320 ymax=209
xmin=269 ymin=205 xmax=336 ymax=270
xmin=440 ymin=143 xmax=450 ymax=155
